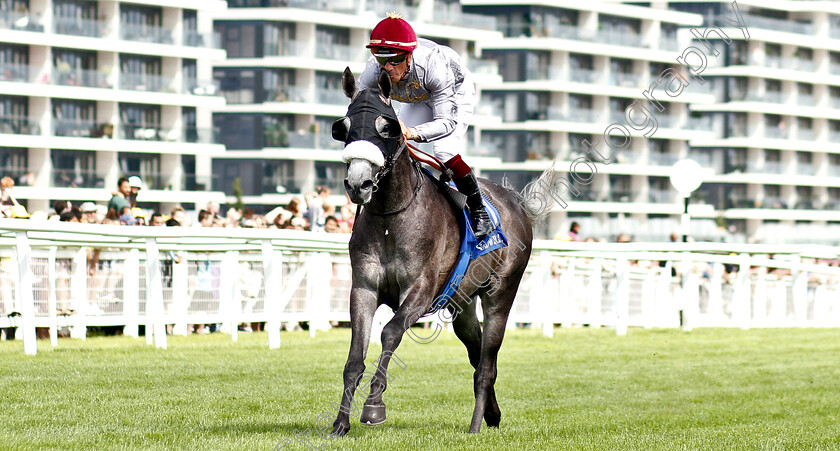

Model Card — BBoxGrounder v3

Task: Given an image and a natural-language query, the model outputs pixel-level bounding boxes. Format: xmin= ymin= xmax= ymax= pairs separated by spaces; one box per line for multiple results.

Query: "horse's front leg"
xmin=331 ymin=287 xmax=377 ymax=436
xmin=359 ymin=283 xmax=431 ymax=426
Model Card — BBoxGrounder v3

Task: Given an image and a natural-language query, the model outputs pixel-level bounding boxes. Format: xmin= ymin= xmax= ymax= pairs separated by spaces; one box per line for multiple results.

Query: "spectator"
xmin=556 ymin=221 xmax=582 ymax=241
xmin=196 ymin=209 xmax=212 ymax=227
xmin=170 ymin=205 xmax=188 ymax=226
xmin=149 ymin=213 xmax=166 ymax=227
xmin=59 ymin=207 xmax=82 ymax=222
xmin=118 ymin=206 xmax=136 ymax=225
xmin=101 ymin=207 xmax=120 ymax=225
xmin=1 ymin=176 xmax=19 ymax=218
xmin=53 ymin=200 xmax=71 ymax=216
xmin=127 ymin=176 xmax=143 ymax=207
xmin=304 ymin=191 xmax=323 ymax=231
xmin=206 ymin=201 xmax=224 ymax=227
xmin=324 ymin=215 xmax=341 ymax=233
xmin=107 ymin=178 xmax=131 ymax=217
xmin=79 ymin=202 xmax=100 ymax=224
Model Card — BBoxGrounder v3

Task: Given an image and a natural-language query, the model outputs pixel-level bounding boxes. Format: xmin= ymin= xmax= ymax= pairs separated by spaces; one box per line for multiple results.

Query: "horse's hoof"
xmin=331 ymin=421 xmax=349 ymax=436
xmin=360 ymin=404 xmax=386 ymax=425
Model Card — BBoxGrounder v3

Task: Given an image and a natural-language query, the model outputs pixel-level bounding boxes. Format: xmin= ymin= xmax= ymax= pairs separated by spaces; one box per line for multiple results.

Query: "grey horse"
xmin=331 ymin=67 xmax=554 ymax=435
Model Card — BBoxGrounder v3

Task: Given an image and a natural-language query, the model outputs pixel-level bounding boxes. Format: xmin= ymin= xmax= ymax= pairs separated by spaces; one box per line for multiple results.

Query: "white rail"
xmin=2 ymin=219 xmax=840 ymax=355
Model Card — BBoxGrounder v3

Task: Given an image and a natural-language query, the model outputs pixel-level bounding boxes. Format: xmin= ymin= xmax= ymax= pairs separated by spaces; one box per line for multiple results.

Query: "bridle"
xmin=363 ymin=137 xmax=424 ymax=216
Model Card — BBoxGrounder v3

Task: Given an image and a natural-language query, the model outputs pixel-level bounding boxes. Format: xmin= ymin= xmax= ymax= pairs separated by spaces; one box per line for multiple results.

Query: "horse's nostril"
xmin=361 ymin=180 xmax=374 ymax=191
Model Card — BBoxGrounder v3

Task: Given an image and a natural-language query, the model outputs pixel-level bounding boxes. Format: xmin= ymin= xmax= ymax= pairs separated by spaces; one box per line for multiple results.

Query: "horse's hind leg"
xmin=331 ymin=288 xmax=377 ymax=436
xmin=468 ymin=282 xmax=518 ymax=434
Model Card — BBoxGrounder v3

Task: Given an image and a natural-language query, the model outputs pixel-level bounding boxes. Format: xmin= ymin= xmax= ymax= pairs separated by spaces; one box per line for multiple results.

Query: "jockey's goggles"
xmin=375 ymin=52 xmax=408 ymax=66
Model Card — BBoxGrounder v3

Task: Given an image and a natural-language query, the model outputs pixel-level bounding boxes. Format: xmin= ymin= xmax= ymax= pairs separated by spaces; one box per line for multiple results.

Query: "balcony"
xmin=655 ymin=115 xmax=681 ymax=129
xmin=0 ymin=9 xmax=43 ymax=32
xmin=759 ymin=196 xmax=788 ymax=209
xmin=284 ymin=131 xmax=342 ymax=150
xmin=53 ymin=119 xmax=112 ymax=138
xmin=596 ymin=29 xmax=644 ymax=48
xmin=648 ymin=189 xmax=675 ymax=203
xmin=0 ymin=63 xmax=35 ymax=83
xmin=268 ymin=86 xmax=311 ymax=103
xmin=747 ymin=161 xmax=783 ymax=174
xmin=797 ymin=129 xmax=815 ymax=141
xmin=794 ymin=199 xmax=817 ymax=210
xmin=547 ymin=107 xmax=598 ymax=123
xmin=288 ymin=0 xmax=356 ymax=14
xmin=119 ymin=124 xmax=181 ymax=142
xmin=748 ymin=92 xmax=783 ymax=104
xmin=467 ymin=58 xmax=499 ymax=76
xmin=53 ymin=16 xmax=107 ymax=38
xmin=608 ymin=72 xmax=641 ymax=88
xmin=568 ymin=68 xmax=599 ymax=84
xmin=316 ymin=88 xmax=348 ymax=106
xmin=120 ymin=23 xmax=174 ymax=45
xmin=648 ymin=152 xmax=680 ymax=166
xmin=119 ymin=73 xmax=175 ymax=93
xmin=52 ymin=168 xmax=102 ymax=189
xmin=183 ymin=80 xmax=220 ymax=97
xmin=609 ymin=190 xmax=634 ymax=202
xmin=0 ymin=115 xmax=41 ymax=135
xmin=686 ymin=116 xmax=712 ymax=131
xmin=796 ymin=164 xmax=815 ymax=176
xmin=797 ymin=94 xmax=814 ymax=107
xmin=433 ymin=5 xmax=496 ymax=31
xmin=764 ymin=127 xmax=788 ymax=139
xmin=182 ymin=126 xmax=219 ymax=144
xmin=741 ymin=14 xmax=814 ymax=35
xmin=183 ymin=31 xmax=221 ymax=49
xmin=264 ymin=39 xmax=307 ymax=57
xmin=52 ymin=67 xmax=112 ymax=89
xmin=316 ymin=43 xmax=366 ymax=62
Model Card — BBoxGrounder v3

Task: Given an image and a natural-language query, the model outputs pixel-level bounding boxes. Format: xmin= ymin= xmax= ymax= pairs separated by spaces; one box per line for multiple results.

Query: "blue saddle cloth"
xmin=427 ymin=179 xmax=508 ymax=315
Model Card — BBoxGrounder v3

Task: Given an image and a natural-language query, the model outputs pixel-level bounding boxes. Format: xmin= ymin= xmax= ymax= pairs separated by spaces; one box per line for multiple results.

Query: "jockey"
xmin=358 ymin=13 xmax=493 ymax=238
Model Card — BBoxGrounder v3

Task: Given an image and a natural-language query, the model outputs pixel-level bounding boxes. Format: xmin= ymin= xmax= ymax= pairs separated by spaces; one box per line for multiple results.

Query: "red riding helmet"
xmin=367 ymin=12 xmax=417 ymax=56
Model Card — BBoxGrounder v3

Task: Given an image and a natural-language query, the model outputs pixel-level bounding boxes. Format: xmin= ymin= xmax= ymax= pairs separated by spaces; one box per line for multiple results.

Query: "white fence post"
xmin=640 ymin=268 xmax=655 ymax=329
xmin=262 ymin=240 xmax=282 ymax=349
xmin=14 ymin=232 xmax=37 ymax=355
xmin=708 ymin=262 xmax=724 ymax=324
xmin=172 ymin=256 xmax=189 ymax=336
xmin=47 ymin=247 xmax=58 ymax=347
xmin=144 ymin=238 xmax=167 ymax=350
xmin=734 ymin=253 xmax=751 ymax=330
xmin=70 ymin=247 xmax=87 ymax=339
xmin=615 ymin=258 xmax=629 ymax=336
xmin=588 ymin=259 xmax=603 ymax=327
xmin=306 ymin=252 xmax=332 ymax=337
xmin=753 ymin=267 xmax=767 ymax=327
xmin=791 ymin=256 xmax=808 ymax=326
xmin=220 ymin=250 xmax=240 ymax=340
xmin=558 ymin=257 xmax=575 ymax=330
xmin=123 ymin=249 xmax=140 ymax=338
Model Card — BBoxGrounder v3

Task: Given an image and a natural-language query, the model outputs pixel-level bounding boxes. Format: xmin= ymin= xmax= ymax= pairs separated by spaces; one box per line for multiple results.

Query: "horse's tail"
xmin=502 ymin=163 xmax=562 ymax=228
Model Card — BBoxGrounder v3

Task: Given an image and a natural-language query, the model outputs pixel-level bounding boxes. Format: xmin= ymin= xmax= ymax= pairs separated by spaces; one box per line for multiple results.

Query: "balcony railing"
xmin=749 ymin=92 xmax=783 ymax=103
xmin=609 ymin=190 xmax=634 ymax=202
xmin=264 ymin=39 xmax=307 ymax=57
xmin=183 ymin=80 xmax=220 ymax=96
xmin=747 ymin=161 xmax=783 ymax=174
xmin=316 ymin=88 xmax=348 ymax=106
xmin=648 ymin=153 xmax=680 ymax=166
xmin=119 ymin=124 xmax=177 ymax=142
xmin=0 ymin=10 xmax=44 ymax=32
xmin=183 ymin=31 xmax=221 ymax=49
xmin=52 ymin=169 xmax=102 ymax=188
xmin=120 ymin=23 xmax=174 ymax=45
xmin=686 ymin=116 xmax=712 ymax=131
xmin=0 ymin=63 xmax=34 ymax=83
xmin=797 ymin=94 xmax=814 ymax=107
xmin=596 ymin=29 xmax=644 ymax=48
xmin=288 ymin=0 xmax=357 ymax=14
xmin=608 ymin=72 xmax=641 ymax=88
xmin=52 ymin=119 xmax=113 ymax=138
xmin=547 ymin=107 xmax=597 ymax=123
xmin=467 ymin=58 xmax=499 ymax=76
xmin=283 ymin=131 xmax=342 ymax=150
xmin=797 ymin=129 xmax=815 ymax=141
xmin=0 ymin=115 xmax=41 ymax=135
xmin=119 ymin=73 xmax=175 ymax=93
xmin=568 ymin=68 xmax=599 ymax=84
xmin=316 ymin=43 xmax=367 ymax=62
xmin=648 ymin=189 xmax=675 ymax=203
xmin=760 ymin=196 xmax=788 ymax=209
xmin=764 ymin=127 xmax=788 ymax=139
xmin=796 ymin=164 xmax=815 ymax=176
xmin=182 ymin=127 xmax=219 ymax=144
xmin=269 ymin=86 xmax=311 ymax=103
xmin=52 ymin=67 xmax=112 ymax=89
xmin=433 ymin=6 xmax=496 ymax=31
xmin=741 ymin=14 xmax=814 ymax=35
xmin=53 ymin=16 xmax=107 ymax=38
xmin=655 ymin=115 xmax=681 ymax=129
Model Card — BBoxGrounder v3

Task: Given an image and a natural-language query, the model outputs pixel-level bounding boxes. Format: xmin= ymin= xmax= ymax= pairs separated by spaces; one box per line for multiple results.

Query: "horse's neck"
xmin=367 ymin=153 xmax=418 ymax=214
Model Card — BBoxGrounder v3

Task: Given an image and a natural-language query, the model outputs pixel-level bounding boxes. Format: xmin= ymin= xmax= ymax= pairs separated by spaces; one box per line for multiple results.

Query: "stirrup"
xmin=470 ymin=207 xmax=493 ymax=239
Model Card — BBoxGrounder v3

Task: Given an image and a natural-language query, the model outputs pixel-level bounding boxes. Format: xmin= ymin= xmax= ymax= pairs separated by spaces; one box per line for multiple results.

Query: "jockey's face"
xmin=373 ymin=49 xmax=411 ymax=84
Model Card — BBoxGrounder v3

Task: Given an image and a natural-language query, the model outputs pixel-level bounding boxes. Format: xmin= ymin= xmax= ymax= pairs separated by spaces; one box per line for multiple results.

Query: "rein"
xmin=363 ymin=139 xmax=425 ymax=216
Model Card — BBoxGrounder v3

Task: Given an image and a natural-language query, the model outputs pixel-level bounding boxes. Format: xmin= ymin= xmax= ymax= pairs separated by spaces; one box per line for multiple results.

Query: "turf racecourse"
xmin=2 ymin=328 xmax=839 ymax=450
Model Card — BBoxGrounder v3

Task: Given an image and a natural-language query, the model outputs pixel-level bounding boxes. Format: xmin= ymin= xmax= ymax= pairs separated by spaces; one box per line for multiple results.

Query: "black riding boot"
xmin=454 ymin=171 xmax=494 ymax=239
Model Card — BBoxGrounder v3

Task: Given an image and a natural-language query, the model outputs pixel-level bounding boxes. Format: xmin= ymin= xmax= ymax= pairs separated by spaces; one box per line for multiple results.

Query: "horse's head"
xmin=333 ymin=67 xmax=404 ymax=205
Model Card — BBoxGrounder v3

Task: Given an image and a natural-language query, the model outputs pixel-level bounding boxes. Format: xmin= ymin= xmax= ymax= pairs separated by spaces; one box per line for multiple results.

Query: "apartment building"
xmin=0 ymin=0 xmax=227 ymax=215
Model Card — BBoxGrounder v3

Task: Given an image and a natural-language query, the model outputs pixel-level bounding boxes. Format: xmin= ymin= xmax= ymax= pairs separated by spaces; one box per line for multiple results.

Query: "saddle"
xmin=420 ymin=169 xmax=508 ymax=314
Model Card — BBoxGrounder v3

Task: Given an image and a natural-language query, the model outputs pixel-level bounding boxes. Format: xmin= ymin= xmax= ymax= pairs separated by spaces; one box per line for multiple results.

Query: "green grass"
xmin=2 ymin=327 xmax=840 ymax=450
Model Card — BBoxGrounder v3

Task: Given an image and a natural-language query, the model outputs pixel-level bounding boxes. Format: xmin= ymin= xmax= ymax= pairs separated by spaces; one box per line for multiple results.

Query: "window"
xmin=0 ymin=44 xmax=29 ymax=82
xmin=264 ymin=160 xmax=297 ymax=194
xmin=315 ymin=161 xmax=347 ymax=193
xmin=120 ymin=4 xmax=170 ymax=44
xmin=119 ymin=152 xmax=161 ymax=189
xmin=51 ymin=149 xmax=98 ymax=188
xmin=183 ymin=107 xmax=198 ymax=143
xmin=54 ymin=0 xmax=100 ymax=37
xmin=315 ymin=25 xmax=350 ymax=59
xmin=119 ymin=103 xmax=161 ymax=140
xmin=0 ymin=95 xmax=33 ymax=135
xmin=214 ymin=68 xmax=257 ymax=104
xmin=264 ymin=68 xmax=294 ymax=102
xmin=53 ymin=48 xmax=103 ymax=88
xmin=215 ymin=21 xmax=259 ymax=58
xmin=53 ymin=98 xmax=96 ymax=137
xmin=214 ymin=113 xmax=261 ymax=149
xmin=183 ymin=59 xmax=197 ymax=94
xmin=119 ymin=54 xmax=163 ymax=92
xmin=315 ymin=71 xmax=343 ymax=105
xmin=264 ymin=114 xmax=293 ymax=147
xmin=0 ymin=147 xmax=28 ymax=184
xmin=264 ymin=21 xmax=295 ymax=56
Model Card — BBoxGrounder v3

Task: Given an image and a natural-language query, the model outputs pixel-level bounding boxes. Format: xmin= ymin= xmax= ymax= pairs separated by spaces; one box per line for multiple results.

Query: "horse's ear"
xmin=342 ymin=67 xmax=357 ymax=99
xmin=377 ymin=69 xmax=391 ymax=99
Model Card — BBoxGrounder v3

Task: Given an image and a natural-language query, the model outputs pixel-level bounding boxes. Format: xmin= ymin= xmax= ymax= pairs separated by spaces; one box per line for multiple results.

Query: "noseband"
xmin=364 ymin=138 xmax=424 ymax=216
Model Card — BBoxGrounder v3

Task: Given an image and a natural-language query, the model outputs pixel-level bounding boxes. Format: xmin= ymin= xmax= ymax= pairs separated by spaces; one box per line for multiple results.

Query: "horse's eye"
xmin=331 ymin=117 xmax=350 ymax=142
xmin=375 ymin=116 xmax=399 ymax=139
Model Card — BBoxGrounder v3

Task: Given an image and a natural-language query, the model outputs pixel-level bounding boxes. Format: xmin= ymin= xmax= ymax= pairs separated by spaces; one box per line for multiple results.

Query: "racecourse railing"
xmin=2 ymin=219 xmax=840 ymax=355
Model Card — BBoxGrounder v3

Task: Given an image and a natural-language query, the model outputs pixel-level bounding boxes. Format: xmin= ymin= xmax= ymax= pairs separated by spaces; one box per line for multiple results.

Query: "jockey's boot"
xmin=446 ymin=155 xmax=493 ymax=239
